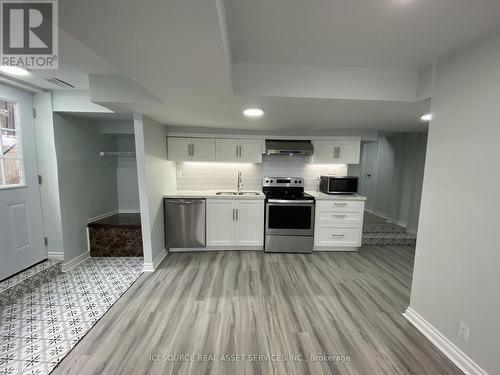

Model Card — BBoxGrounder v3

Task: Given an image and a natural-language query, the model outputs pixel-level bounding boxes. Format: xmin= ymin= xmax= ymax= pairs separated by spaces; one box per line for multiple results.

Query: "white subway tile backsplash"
xmin=176 ymin=156 xmax=347 ymax=191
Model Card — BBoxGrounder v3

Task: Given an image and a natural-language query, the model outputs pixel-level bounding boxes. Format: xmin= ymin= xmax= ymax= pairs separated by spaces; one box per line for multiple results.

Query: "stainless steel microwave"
xmin=319 ymin=176 xmax=358 ymax=195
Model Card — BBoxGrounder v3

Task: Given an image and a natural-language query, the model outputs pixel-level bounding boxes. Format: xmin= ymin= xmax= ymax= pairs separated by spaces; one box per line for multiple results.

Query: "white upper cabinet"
xmin=238 ymin=139 xmax=263 ymax=163
xmin=167 ymin=137 xmax=191 ymax=161
xmin=216 ymin=139 xmax=262 ymax=163
xmin=167 ymin=137 xmax=215 ymax=161
xmin=191 ymin=138 xmax=216 ymax=161
xmin=215 ymin=139 xmax=240 ymax=161
xmin=309 ymin=139 xmax=361 ymax=164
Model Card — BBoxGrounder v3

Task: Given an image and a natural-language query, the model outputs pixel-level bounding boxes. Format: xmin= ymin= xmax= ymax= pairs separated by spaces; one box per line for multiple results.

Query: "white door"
xmin=215 ymin=139 xmax=240 ymax=162
xmin=191 ymin=138 xmax=215 ymax=161
xmin=167 ymin=137 xmax=191 ymax=161
xmin=236 ymin=200 xmax=264 ymax=246
xmin=359 ymin=141 xmax=379 ymax=210
xmin=206 ymin=199 xmax=235 ymax=246
xmin=0 ymin=86 xmax=46 ymax=281
xmin=239 ymin=139 xmax=262 ymax=163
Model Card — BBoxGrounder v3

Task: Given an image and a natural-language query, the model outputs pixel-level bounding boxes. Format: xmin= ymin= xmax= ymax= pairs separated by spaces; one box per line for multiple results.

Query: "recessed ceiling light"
xmin=243 ymin=108 xmax=264 ymax=118
xmin=0 ymin=66 xmax=30 ymax=76
xmin=420 ymin=113 xmax=432 ymax=122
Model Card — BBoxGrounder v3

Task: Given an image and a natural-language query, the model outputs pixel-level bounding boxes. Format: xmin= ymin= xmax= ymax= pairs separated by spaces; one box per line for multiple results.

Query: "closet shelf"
xmin=99 ymin=151 xmax=136 ymax=157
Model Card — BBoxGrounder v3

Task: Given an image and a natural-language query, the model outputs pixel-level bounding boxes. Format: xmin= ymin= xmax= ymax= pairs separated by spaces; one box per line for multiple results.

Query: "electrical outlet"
xmin=457 ymin=322 xmax=470 ymax=342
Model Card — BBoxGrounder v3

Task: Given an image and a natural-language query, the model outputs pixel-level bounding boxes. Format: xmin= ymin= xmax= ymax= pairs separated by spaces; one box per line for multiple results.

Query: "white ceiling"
xmin=226 ymin=0 xmax=500 ymax=69
xmin=11 ymin=0 xmax=500 ymax=132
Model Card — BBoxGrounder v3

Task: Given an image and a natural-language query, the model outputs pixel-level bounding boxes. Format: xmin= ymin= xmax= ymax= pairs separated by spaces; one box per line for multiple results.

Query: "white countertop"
xmin=164 ymin=190 xmax=266 ymax=200
xmin=164 ymin=190 xmax=365 ymax=201
xmin=306 ymin=191 xmax=367 ymax=201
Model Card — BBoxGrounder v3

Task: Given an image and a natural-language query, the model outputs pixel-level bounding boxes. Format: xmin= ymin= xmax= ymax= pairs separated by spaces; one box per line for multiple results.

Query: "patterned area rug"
xmin=0 ymin=257 xmax=143 ymax=375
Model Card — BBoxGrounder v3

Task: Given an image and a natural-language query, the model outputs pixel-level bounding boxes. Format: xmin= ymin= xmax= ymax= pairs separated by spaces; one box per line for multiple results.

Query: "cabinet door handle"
xmin=331 ymin=234 xmax=345 ymax=237
xmin=232 ymin=208 xmax=235 ymax=221
xmin=236 ymin=208 xmax=239 ymax=220
xmin=191 ymin=144 xmax=195 ymax=157
xmin=235 ymin=145 xmax=238 ymax=157
xmin=333 ymin=214 xmax=346 ymax=218
xmin=333 ymin=146 xmax=341 ymax=159
xmin=334 ymin=202 xmax=347 ymax=206
xmin=238 ymin=145 xmax=242 ymax=157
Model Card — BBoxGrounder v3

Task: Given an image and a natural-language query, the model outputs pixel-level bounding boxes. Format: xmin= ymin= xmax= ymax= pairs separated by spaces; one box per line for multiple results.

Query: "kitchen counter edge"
xmin=306 ymin=191 xmax=367 ymax=201
xmin=164 ymin=191 xmax=266 ymax=200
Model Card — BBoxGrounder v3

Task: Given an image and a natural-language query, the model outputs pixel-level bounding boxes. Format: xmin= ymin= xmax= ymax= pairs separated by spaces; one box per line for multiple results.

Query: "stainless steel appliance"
xmin=319 ymin=175 xmax=359 ymax=195
xmin=165 ymin=198 xmax=206 ymax=248
xmin=265 ymin=139 xmax=313 ymax=156
xmin=263 ymin=177 xmax=315 ymax=253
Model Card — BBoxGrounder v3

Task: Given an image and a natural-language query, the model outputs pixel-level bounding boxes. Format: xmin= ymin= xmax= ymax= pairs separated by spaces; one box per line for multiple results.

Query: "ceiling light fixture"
xmin=0 ymin=66 xmax=30 ymax=76
xmin=243 ymin=108 xmax=264 ymax=118
xmin=420 ymin=113 xmax=432 ymax=122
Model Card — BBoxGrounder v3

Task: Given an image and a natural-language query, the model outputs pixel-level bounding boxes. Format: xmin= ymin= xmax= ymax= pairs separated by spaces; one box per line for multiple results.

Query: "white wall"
xmin=53 ymin=113 xmax=119 ymax=263
xmin=116 ymin=136 xmax=139 ymax=212
xmin=176 ymin=156 xmax=347 ymax=191
xmin=33 ymin=93 xmax=64 ymax=259
xmin=353 ymin=133 xmax=427 ymax=231
xmin=409 ymin=32 xmax=500 ymax=374
xmin=52 ymin=90 xmax=113 ymax=113
xmin=232 ymin=62 xmax=419 ymax=101
xmin=134 ymin=114 xmax=176 ymax=269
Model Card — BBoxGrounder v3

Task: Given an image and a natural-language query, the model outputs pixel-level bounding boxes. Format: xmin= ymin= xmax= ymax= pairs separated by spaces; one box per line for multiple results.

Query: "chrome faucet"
xmin=237 ymin=171 xmax=243 ymax=192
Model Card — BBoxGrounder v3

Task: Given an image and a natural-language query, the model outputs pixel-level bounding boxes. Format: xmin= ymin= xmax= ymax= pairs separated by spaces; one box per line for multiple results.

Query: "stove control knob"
xmin=265 ymin=179 xmax=269 ymax=183
xmin=294 ymin=180 xmax=298 ymax=183
xmin=270 ymin=180 xmax=274 ymax=183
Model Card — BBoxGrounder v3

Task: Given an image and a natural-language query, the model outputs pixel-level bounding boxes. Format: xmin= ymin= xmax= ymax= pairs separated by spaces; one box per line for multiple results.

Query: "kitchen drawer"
xmin=317 ymin=211 xmax=362 ymax=225
xmin=315 ymin=226 xmax=361 ymax=246
xmin=317 ymin=200 xmax=364 ymax=212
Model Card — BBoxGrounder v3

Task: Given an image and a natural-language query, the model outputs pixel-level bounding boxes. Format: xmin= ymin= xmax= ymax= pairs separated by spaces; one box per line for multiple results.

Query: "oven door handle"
xmin=267 ymin=199 xmax=315 ymax=204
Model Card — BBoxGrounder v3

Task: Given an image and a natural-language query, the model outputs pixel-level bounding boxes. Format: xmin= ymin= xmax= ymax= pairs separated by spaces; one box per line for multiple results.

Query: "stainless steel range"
xmin=263 ymin=177 xmax=315 ymax=253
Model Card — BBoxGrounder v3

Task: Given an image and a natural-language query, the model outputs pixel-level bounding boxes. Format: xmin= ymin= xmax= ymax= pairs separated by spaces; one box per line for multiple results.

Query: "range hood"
xmin=265 ymin=139 xmax=313 ymax=156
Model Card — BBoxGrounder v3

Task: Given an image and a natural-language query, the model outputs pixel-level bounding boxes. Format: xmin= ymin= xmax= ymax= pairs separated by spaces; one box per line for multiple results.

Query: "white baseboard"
xmin=119 ymin=209 xmax=140 ymax=214
xmin=365 ymin=208 xmax=392 ymax=221
xmin=62 ymin=251 xmax=90 ymax=272
xmin=143 ymin=249 xmax=168 ymax=272
xmin=87 ymin=210 xmax=118 ymax=223
xmin=396 ymin=219 xmax=408 ymax=228
xmin=46 ymin=252 xmax=63 ymax=260
xmin=403 ymin=307 xmax=488 ymax=375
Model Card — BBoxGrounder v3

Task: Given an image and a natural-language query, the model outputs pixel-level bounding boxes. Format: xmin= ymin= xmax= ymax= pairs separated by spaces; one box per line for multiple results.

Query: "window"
xmin=0 ymin=100 xmax=23 ymax=186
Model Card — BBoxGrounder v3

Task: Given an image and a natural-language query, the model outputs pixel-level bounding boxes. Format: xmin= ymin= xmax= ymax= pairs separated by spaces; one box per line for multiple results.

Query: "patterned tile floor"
xmin=0 ymin=261 xmax=62 ymax=294
xmin=0 ymin=257 xmax=143 ymax=375
xmin=362 ymin=211 xmax=417 ymax=246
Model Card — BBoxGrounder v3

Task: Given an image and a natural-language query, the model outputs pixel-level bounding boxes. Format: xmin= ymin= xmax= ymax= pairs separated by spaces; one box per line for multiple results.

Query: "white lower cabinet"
xmin=206 ymin=200 xmax=235 ymax=246
xmin=206 ymin=199 xmax=264 ymax=248
xmin=314 ymin=199 xmax=365 ymax=251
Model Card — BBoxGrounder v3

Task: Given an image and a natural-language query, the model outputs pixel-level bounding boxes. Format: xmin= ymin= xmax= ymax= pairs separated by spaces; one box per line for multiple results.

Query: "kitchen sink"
xmin=215 ymin=191 xmax=261 ymax=196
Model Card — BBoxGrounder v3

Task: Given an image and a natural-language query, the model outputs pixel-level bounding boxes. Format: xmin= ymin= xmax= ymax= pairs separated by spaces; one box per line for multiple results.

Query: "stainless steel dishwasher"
xmin=165 ymin=198 xmax=206 ymax=249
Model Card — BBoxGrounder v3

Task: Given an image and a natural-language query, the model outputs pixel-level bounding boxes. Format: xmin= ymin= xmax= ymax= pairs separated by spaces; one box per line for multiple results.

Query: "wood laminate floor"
xmin=52 ymin=247 xmax=462 ymax=375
